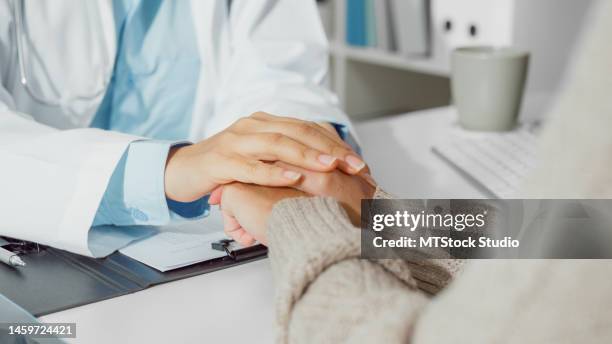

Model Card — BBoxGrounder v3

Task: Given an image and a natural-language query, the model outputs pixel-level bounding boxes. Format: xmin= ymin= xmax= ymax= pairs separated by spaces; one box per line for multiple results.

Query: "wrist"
xmin=164 ymin=145 xmax=202 ymax=202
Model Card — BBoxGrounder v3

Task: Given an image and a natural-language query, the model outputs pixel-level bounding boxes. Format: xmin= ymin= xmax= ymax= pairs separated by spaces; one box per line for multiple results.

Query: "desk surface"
xmin=357 ymin=106 xmax=483 ymax=198
xmin=40 ymin=106 xmax=483 ymax=343
xmin=40 ymin=260 xmax=276 ymax=344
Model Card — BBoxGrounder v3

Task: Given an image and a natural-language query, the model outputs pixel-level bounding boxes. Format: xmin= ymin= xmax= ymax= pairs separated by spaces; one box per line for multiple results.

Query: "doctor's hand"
xmin=276 ymin=162 xmax=377 ymax=226
xmin=164 ymin=112 xmax=366 ymax=202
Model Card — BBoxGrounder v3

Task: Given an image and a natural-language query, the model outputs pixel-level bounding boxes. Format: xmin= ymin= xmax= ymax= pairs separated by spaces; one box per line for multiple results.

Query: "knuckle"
xmin=283 ymin=141 xmax=308 ymax=159
xmin=233 ymin=117 xmax=246 ymax=127
xmin=218 ymin=132 xmax=238 ymax=148
xmin=307 ymin=121 xmax=330 ymax=136
xmin=266 ymin=132 xmax=285 ymax=145
xmin=234 ymin=117 xmax=255 ymax=130
xmin=298 ymin=123 xmax=316 ymax=136
xmin=307 ymin=121 xmax=321 ymax=129
xmin=251 ymin=111 xmax=268 ymax=118
xmin=297 ymin=148 xmax=309 ymax=162
xmin=221 ymin=130 xmax=237 ymax=141
xmin=316 ymin=121 xmax=334 ymax=132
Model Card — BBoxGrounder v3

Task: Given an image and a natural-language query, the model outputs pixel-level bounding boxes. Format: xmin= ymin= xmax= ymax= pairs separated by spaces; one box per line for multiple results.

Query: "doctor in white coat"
xmin=0 ymin=0 xmax=363 ymax=256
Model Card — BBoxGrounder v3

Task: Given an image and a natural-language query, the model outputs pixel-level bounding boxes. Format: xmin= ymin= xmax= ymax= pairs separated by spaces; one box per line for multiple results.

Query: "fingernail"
xmin=345 ymin=155 xmax=366 ymax=171
xmin=318 ymin=154 xmax=337 ymax=166
xmin=283 ymin=170 xmax=302 ymax=180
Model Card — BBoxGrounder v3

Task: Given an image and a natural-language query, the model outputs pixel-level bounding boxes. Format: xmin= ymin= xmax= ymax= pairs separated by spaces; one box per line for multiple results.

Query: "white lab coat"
xmin=0 ymin=0 xmax=349 ymax=256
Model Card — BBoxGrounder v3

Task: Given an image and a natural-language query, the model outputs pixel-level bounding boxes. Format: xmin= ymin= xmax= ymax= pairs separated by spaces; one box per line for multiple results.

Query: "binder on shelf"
xmin=346 ymin=0 xmax=367 ymax=46
xmin=374 ymin=0 xmax=395 ymax=51
xmin=0 ymin=237 xmax=267 ymax=317
xmin=390 ymin=0 xmax=431 ymax=56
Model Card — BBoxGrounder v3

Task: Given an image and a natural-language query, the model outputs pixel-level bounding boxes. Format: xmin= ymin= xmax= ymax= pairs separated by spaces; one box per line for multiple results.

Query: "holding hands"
xmin=209 ymin=165 xmax=376 ymax=246
xmin=164 ymin=112 xmax=367 ymax=203
xmin=165 ymin=111 xmax=376 ymax=246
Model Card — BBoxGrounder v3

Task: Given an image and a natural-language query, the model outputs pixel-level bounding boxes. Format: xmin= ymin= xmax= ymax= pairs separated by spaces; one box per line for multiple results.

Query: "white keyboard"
xmin=432 ymin=126 xmax=539 ymax=198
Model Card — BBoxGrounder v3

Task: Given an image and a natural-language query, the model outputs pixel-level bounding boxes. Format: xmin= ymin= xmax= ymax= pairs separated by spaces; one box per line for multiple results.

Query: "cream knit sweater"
xmin=265 ymin=0 xmax=612 ymax=342
xmin=268 ymin=193 xmax=612 ymax=343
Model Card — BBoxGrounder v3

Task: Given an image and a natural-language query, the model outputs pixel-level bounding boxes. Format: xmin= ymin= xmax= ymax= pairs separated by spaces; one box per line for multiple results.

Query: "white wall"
xmin=513 ymin=0 xmax=596 ymax=118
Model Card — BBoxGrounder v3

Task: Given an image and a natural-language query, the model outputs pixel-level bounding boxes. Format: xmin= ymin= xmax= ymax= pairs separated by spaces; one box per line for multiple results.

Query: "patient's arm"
xmin=266 ymin=196 xmax=430 ymax=343
xmin=217 ymin=183 xmax=428 ymax=343
xmin=216 ymin=174 xmax=460 ymax=343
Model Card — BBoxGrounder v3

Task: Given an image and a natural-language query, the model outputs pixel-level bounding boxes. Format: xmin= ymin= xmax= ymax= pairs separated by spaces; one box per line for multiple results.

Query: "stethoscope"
xmin=12 ymin=0 xmax=112 ymax=113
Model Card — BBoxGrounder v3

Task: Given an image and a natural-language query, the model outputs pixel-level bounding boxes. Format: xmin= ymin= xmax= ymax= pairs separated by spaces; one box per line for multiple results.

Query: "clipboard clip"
xmin=211 ymin=239 xmax=234 ymax=257
xmin=211 ymin=239 xmax=267 ymax=261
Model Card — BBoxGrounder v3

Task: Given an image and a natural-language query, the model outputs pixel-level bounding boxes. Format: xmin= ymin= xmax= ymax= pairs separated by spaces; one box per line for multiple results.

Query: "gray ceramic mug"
xmin=451 ymin=46 xmax=529 ymax=131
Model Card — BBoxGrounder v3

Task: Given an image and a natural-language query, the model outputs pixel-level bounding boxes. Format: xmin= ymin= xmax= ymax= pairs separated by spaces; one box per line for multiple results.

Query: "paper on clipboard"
xmin=119 ymin=207 xmax=230 ymax=272
xmin=120 ymin=231 xmax=229 ymax=272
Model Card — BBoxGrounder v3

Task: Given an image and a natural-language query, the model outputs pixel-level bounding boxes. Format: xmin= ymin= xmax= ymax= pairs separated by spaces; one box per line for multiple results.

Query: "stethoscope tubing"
xmin=12 ymin=0 xmax=112 ymax=110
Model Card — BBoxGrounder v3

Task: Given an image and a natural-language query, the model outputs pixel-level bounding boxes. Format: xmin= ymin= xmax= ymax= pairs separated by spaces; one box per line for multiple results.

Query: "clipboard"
xmin=0 ymin=237 xmax=267 ymax=317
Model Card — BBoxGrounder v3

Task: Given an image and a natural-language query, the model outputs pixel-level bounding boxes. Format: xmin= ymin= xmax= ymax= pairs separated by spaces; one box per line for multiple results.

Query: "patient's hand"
xmin=210 ymin=167 xmax=377 ymax=246
xmin=212 ymin=184 xmax=307 ymax=246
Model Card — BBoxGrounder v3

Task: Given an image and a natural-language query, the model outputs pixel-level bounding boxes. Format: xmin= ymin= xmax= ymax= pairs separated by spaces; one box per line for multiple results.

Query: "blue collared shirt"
xmin=91 ymin=0 xmax=207 ymax=227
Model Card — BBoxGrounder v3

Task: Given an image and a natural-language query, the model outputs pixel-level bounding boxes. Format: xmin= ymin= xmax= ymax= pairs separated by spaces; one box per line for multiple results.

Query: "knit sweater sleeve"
xmin=372 ymin=186 xmax=464 ymax=294
xmin=267 ymin=197 xmax=429 ymax=343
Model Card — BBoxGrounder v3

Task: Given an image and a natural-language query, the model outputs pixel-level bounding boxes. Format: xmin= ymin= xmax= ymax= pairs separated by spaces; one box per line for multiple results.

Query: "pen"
xmin=0 ymin=246 xmax=26 ymax=267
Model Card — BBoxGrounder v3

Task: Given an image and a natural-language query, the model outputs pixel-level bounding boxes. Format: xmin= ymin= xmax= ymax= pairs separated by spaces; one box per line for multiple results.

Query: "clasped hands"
xmin=164 ymin=112 xmax=375 ymax=246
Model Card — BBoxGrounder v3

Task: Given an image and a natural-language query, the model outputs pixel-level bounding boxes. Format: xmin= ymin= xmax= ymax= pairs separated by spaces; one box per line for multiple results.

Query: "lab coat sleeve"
xmin=0 ymin=1 xmax=135 ymax=256
xmin=0 ymin=111 xmax=140 ymax=256
xmin=204 ymin=0 xmax=354 ymax=138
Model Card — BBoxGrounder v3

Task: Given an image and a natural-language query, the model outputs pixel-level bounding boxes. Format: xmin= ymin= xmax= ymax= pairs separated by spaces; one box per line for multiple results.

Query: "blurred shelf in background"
xmin=330 ymin=43 xmax=448 ymax=77
xmin=318 ymin=0 xmax=595 ymax=120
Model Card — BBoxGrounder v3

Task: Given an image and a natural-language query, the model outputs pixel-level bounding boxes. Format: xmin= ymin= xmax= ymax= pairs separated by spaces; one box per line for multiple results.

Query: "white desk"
xmin=40 ymin=259 xmax=275 ymax=344
xmin=40 ymin=106 xmax=483 ymax=343
xmin=356 ymin=106 xmax=483 ymax=198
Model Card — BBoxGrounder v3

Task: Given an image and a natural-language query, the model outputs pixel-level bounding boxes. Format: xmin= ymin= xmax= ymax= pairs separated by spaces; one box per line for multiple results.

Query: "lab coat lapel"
xmin=188 ymin=0 xmax=228 ymax=140
xmin=95 ymin=0 xmax=117 ymax=81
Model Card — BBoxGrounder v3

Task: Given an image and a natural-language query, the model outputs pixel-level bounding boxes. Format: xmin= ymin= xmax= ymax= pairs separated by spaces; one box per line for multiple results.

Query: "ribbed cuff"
xmin=368 ymin=187 xmax=464 ymax=294
xmin=268 ymin=196 xmax=361 ymax=275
